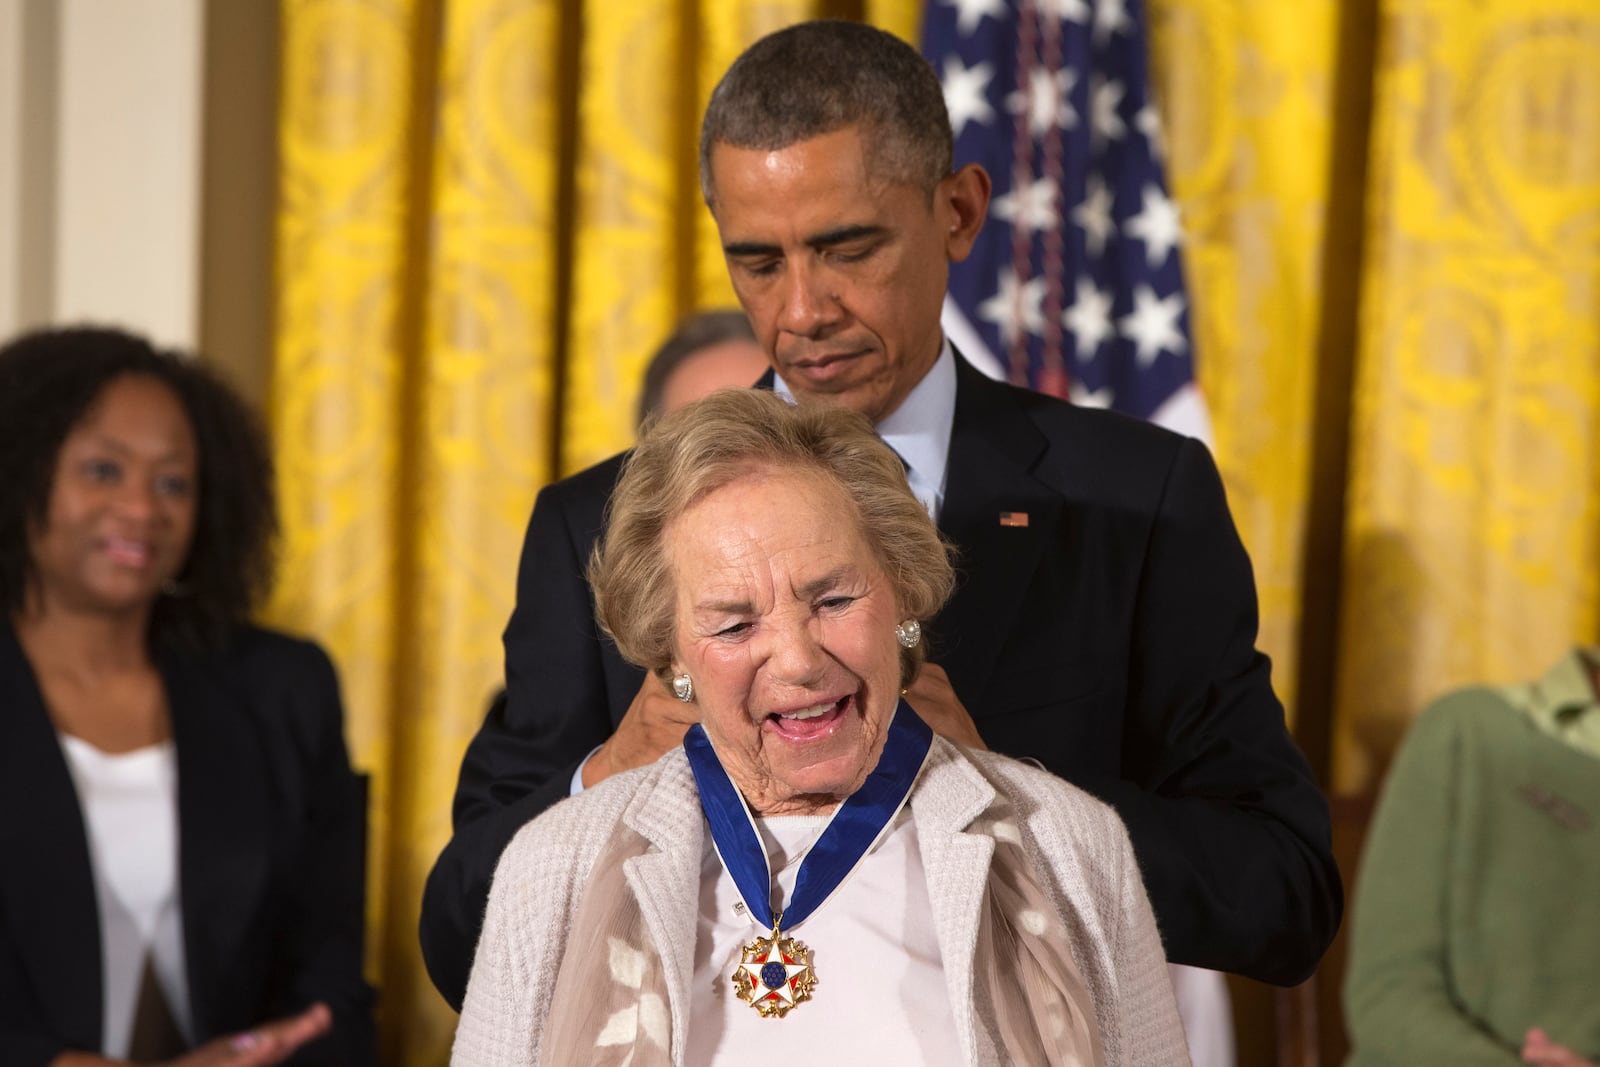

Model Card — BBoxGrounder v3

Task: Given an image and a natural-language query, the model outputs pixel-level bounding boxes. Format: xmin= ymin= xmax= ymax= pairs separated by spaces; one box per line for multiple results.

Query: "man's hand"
xmin=1524 ymin=1027 xmax=1596 ymax=1067
xmin=582 ymin=674 xmax=701 ymax=788
xmin=903 ymin=661 xmax=986 ymax=751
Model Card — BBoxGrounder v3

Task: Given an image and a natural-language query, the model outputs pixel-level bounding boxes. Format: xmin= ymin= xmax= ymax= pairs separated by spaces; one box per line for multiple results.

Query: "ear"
xmin=940 ymin=163 xmax=992 ymax=263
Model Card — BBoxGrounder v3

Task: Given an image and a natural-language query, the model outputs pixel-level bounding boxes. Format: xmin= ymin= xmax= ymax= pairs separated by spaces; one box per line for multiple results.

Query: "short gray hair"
xmin=699 ymin=20 xmax=953 ymax=205
xmin=589 ymin=389 xmax=955 ymax=687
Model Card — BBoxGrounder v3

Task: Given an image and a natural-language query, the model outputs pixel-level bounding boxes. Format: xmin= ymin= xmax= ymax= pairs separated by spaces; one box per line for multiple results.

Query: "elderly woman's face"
xmin=667 ymin=464 xmax=903 ymax=816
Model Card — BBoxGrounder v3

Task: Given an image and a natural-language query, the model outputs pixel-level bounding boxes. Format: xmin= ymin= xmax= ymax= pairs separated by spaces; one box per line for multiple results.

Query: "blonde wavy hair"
xmin=589 ymin=389 xmax=956 ymax=689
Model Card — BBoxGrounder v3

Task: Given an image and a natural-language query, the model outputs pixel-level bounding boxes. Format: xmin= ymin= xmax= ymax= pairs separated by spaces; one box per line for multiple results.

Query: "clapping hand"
xmin=1523 ymin=1027 xmax=1596 ymax=1067
xmin=170 ymin=1003 xmax=333 ymax=1067
xmin=48 ymin=1003 xmax=331 ymax=1067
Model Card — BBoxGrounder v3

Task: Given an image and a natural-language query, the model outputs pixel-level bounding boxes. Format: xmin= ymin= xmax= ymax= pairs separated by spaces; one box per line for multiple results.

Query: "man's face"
xmin=708 ymin=126 xmax=986 ymax=423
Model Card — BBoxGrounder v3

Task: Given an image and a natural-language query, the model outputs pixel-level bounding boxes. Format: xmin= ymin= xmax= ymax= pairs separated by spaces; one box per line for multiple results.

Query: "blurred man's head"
xmin=699 ymin=21 xmax=991 ymax=423
xmin=636 ymin=310 xmax=767 ymax=428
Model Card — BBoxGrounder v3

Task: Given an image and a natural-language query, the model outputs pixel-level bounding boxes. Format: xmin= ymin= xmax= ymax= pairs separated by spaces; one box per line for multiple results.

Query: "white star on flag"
xmin=1063 ymin=276 xmax=1115 ymax=361
xmin=943 ymin=0 xmax=1007 ymax=36
xmin=1071 ymin=176 xmax=1115 ymax=257
xmin=1069 ymin=380 xmax=1115 ymax=408
xmin=942 ymin=57 xmax=996 ymax=137
xmin=1006 ymin=66 xmax=1076 ymax=139
xmin=1136 ymin=103 xmax=1166 ymax=160
xmin=1118 ymin=285 xmax=1187 ymax=366
xmin=925 ymin=0 xmax=1209 ymax=440
xmin=1124 ymin=183 xmax=1183 ymax=269
xmin=1094 ymin=0 xmax=1133 ymax=44
xmin=979 ymin=269 xmax=1048 ymax=345
xmin=992 ymin=176 xmax=1060 ymax=236
xmin=1090 ymin=76 xmax=1127 ymax=142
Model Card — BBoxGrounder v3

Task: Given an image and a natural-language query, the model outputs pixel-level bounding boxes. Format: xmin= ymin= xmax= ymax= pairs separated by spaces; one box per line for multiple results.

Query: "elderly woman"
xmin=452 ymin=390 xmax=1188 ymax=1066
xmin=0 ymin=327 xmax=374 ymax=1066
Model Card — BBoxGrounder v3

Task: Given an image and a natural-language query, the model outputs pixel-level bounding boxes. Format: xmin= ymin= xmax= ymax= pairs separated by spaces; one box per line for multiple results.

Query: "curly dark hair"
xmin=0 ymin=326 xmax=278 ymax=649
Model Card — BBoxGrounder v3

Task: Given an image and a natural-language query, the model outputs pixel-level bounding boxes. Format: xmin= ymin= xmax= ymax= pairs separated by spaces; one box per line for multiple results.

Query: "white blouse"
xmin=688 ymin=808 xmax=962 ymax=1065
xmin=59 ymin=735 xmax=193 ymax=1056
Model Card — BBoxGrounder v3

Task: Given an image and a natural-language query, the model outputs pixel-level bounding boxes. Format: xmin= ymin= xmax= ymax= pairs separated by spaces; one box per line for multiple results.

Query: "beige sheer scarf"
xmin=538 ymin=797 xmax=1102 ymax=1066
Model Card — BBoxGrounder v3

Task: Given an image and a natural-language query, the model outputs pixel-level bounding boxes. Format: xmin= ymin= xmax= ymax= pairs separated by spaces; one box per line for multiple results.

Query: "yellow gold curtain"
xmin=270 ymin=1 xmax=1600 ymax=1062
xmin=1331 ymin=0 xmax=1600 ymax=792
xmin=561 ymin=0 xmax=813 ymax=474
xmin=1147 ymin=0 xmax=1342 ymax=726
xmin=272 ymin=3 xmax=420 ymax=1046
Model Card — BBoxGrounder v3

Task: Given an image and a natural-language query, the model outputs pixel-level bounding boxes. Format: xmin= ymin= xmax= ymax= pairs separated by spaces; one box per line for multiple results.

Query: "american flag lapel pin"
xmin=998 ymin=511 xmax=1029 ymax=528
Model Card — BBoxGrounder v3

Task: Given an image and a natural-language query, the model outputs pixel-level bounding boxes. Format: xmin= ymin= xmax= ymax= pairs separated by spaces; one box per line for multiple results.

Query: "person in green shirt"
xmin=1344 ymin=648 xmax=1600 ymax=1066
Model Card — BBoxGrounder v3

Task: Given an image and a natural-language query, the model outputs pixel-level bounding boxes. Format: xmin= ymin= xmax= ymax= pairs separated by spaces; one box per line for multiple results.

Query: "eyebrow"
xmin=691 ymin=567 xmax=856 ymax=616
xmin=722 ymin=224 xmax=890 ymax=259
xmin=796 ymin=566 xmax=853 ymax=600
xmin=81 ymin=434 xmax=191 ymax=464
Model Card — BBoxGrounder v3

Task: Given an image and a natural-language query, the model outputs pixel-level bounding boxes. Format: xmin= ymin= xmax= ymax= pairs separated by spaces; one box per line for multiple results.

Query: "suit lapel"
xmin=0 ymin=625 xmax=103 ymax=1048
xmin=160 ymin=645 xmax=270 ymax=1040
xmin=936 ymin=357 xmax=1062 ymax=704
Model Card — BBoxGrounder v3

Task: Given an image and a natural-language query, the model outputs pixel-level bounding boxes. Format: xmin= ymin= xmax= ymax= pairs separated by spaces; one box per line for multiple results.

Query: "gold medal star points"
xmin=731 ymin=925 xmax=816 ymax=1018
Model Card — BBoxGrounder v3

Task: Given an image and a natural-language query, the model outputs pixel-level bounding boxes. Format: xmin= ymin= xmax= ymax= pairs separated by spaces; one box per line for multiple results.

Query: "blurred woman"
xmin=0 ymin=327 xmax=375 ymax=1066
xmin=1344 ymin=648 xmax=1599 ymax=1065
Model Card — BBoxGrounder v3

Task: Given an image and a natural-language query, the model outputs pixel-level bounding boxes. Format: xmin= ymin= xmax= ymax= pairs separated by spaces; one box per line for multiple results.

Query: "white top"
xmin=687 ymin=808 xmax=962 ymax=1065
xmin=59 ymin=735 xmax=193 ymax=1056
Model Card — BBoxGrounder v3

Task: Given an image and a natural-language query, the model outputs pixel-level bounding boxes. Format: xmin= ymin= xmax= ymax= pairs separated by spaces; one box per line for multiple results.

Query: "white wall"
xmin=0 ymin=0 xmax=205 ymax=348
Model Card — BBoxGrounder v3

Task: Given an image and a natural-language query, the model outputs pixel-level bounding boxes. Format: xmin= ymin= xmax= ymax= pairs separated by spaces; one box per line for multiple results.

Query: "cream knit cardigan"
xmin=453 ymin=737 xmax=1190 ymax=1067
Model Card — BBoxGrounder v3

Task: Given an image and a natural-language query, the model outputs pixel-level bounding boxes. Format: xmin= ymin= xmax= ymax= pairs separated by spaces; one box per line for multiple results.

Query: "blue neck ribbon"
xmin=683 ymin=699 xmax=933 ymax=931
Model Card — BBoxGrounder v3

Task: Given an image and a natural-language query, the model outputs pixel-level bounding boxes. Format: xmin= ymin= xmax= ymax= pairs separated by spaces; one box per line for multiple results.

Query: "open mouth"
xmin=765 ymin=694 xmax=851 ymax=740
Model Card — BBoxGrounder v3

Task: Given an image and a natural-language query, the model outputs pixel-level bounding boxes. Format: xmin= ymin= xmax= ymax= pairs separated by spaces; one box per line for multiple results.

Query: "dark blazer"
xmin=0 ymin=623 xmax=376 ymax=1067
xmin=421 ymin=354 xmax=1342 ymax=1007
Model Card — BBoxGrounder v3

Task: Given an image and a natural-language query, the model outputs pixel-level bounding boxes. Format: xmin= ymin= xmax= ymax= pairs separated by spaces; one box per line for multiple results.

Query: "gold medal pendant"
xmin=731 ymin=918 xmax=816 ymax=1018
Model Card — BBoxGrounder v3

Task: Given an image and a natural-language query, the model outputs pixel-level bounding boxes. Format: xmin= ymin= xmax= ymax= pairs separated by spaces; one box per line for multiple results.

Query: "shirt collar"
xmin=1502 ymin=647 xmax=1600 ymax=760
xmin=774 ymin=339 xmax=957 ymax=521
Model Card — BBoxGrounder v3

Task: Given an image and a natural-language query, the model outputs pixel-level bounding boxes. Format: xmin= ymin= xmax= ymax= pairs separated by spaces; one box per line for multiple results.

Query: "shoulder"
xmin=494 ymin=752 xmax=692 ymax=890
xmin=534 ymin=449 xmax=630 ymax=515
xmin=956 ymin=357 xmax=1186 ymax=456
xmin=518 ymin=450 xmax=632 ymax=563
xmin=219 ymin=623 xmax=337 ymax=678
xmin=163 ymin=624 xmax=345 ymax=744
xmin=968 ymin=746 xmax=1132 ymax=852
xmin=953 ymin=360 xmax=1209 ymax=503
xmin=1402 ymin=686 xmax=1523 ymax=752
xmin=918 ymin=739 xmax=1132 ymax=861
xmin=211 ymin=624 xmax=342 ymax=710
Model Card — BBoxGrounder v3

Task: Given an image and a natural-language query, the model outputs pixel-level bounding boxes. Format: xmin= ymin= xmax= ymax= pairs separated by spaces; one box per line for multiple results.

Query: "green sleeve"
xmin=1342 ymin=696 xmax=1520 ymax=1065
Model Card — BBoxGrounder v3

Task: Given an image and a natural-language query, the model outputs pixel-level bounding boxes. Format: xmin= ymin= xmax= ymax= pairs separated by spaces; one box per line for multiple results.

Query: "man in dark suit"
xmin=421 ymin=19 xmax=1341 ymax=1011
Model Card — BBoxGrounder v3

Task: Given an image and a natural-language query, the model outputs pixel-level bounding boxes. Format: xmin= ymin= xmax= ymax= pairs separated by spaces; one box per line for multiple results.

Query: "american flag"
xmin=924 ymin=0 xmax=1211 ymax=440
